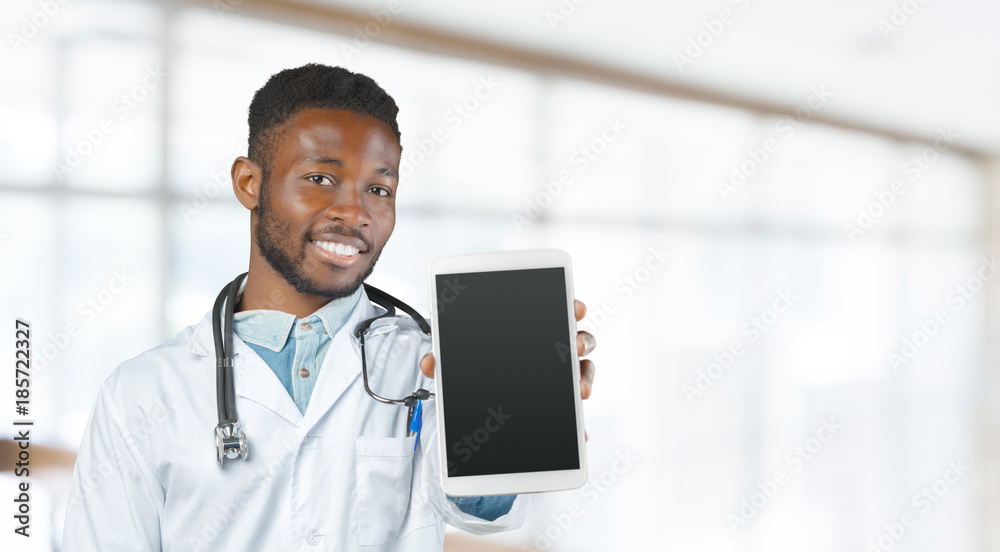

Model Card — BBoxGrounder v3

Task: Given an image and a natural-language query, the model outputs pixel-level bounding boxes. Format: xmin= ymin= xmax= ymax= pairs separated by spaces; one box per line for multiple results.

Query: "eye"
xmin=309 ymin=174 xmax=333 ymax=186
xmin=369 ymin=186 xmax=393 ymax=198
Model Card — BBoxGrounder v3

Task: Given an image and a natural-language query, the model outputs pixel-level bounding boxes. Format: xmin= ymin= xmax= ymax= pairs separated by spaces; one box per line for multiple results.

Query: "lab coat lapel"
xmin=300 ymin=285 xmax=380 ymax=427
xmin=231 ymin=338 xmax=304 ymax=425
xmin=185 ymin=302 xmax=304 ymax=426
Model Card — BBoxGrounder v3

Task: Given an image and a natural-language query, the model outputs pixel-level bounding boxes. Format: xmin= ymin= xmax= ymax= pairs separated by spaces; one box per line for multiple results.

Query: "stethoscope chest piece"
xmin=216 ymin=420 xmax=248 ymax=468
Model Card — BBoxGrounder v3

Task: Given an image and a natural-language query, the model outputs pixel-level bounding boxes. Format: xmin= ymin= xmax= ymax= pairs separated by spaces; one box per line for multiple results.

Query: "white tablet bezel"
xmin=428 ymin=248 xmax=587 ymax=497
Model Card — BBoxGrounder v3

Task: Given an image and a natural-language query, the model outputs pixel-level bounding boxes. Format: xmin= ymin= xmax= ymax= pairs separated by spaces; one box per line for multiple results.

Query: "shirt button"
xmin=300 ymin=322 xmax=312 ymax=331
xmin=299 ymin=368 xmax=310 ymax=378
xmin=305 ymin=530 xmax=323 ymax=545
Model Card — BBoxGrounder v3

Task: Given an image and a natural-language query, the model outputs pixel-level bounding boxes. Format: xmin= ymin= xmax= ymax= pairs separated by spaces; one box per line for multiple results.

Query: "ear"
xmin=232 ymin=156 xmax=263 ymax=211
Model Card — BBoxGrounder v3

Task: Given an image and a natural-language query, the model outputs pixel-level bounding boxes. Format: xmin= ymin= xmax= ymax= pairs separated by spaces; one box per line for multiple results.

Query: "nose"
xmin=324 ymin=186 xmax=373 ymax=227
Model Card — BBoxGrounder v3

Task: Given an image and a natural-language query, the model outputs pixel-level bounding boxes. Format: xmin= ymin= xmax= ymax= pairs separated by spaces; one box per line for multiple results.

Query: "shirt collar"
xmin=231 ymin=285 xmax=364 ymax=352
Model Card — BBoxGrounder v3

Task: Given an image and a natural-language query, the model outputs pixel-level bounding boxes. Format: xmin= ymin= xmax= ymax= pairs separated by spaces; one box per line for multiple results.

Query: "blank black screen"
xmin=436 ymin=267 xmax=580 ymax=477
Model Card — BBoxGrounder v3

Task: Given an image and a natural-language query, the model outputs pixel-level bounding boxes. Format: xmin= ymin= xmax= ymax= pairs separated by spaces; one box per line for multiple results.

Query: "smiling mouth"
xmin=311 ymin=239 xmax=362 ymax=257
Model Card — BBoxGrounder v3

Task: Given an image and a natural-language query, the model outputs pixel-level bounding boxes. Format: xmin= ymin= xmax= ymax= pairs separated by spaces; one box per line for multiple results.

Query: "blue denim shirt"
xmin=231 ymin=286 xmax=515 ymax=522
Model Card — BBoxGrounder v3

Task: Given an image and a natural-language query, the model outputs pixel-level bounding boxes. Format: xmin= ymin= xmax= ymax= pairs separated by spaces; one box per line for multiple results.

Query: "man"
xmin=63 ymin=63 xmax=597 ymax=550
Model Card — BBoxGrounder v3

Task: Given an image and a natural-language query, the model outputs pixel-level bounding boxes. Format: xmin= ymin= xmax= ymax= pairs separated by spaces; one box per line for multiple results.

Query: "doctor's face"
xmin=253 ymin=107 xmax=400 ymax=300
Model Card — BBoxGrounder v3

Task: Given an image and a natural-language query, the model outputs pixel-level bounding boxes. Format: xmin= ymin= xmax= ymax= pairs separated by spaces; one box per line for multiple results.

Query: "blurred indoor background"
xmin=1 ymin=0 xmax=999 ymax=550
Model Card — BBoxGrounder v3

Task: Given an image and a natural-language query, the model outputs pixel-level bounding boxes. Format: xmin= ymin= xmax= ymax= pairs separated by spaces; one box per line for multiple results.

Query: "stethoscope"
xmin=212 ymin=272 xmax=434 ymax=467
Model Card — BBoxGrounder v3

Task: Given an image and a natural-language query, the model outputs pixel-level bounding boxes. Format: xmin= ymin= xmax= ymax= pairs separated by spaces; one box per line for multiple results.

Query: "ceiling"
xmin=297 ymin=0 xmax=1000 ymax=157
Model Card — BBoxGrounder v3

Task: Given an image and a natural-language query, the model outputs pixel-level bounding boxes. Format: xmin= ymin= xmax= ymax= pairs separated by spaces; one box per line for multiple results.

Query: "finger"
xmin=574 ymin=299 xmax=586 ymax=322
xmin=579 ymin=359 xmax=595 ymax=399
xmin=585 ymin=429 xmax=589 ymax=442
xmin=577 ymin=330 xmax=596 ymax=357
xmin=420 ymin=352 xmax=435 ymax=378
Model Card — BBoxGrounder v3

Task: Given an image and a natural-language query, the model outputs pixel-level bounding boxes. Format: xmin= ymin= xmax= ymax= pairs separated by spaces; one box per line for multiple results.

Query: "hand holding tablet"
xmin=421 ymin=249 xmax=596 ymax=496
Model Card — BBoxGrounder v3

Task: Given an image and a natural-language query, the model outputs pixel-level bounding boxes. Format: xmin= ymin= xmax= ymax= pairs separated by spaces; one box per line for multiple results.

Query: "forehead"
xmin=272 ymin=107 xmax=400 ymax=165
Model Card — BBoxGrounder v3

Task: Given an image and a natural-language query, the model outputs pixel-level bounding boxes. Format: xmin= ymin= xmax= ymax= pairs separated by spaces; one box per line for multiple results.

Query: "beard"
xmin=254 ymin=179 xmax=383 ymax=300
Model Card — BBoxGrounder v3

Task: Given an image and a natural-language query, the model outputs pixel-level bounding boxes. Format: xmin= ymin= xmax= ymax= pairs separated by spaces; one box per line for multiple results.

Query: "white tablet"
xmin=428 ymin=248 xmax=588 ymax=497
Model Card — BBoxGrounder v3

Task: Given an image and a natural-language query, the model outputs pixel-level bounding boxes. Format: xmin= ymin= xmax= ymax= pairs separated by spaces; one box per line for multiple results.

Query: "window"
xmin=0 ymin=1 xmax=985 ymax=550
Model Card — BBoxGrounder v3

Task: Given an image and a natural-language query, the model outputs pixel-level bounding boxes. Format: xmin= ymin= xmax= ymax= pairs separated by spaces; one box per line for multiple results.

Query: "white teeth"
xmin=314 ymin=240 xmax=359 ymax=256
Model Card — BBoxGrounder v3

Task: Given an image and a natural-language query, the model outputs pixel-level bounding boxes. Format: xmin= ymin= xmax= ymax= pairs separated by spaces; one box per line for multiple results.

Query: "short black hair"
xmin=247 ymin=63 xmax=401 ymax=178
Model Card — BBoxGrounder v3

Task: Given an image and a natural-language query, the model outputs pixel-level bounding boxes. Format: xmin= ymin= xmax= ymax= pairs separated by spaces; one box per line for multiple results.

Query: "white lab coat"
xmin=62 ymin=286 xmax=533 ymax=551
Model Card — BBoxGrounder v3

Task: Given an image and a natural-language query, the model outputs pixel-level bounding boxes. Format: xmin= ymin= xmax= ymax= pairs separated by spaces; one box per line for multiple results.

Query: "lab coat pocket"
xmin=355 ymin=435 xmax=434 ymax=546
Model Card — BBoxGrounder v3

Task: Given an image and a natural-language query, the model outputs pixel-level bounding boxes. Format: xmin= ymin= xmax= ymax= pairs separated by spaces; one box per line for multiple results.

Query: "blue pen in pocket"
xmin=409 ymin=400 xmax=423 ymax=451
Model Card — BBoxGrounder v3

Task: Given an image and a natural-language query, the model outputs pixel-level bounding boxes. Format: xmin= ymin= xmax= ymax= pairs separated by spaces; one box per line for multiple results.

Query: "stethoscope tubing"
xmin=211 ymin=272 xmax=434 ymax=463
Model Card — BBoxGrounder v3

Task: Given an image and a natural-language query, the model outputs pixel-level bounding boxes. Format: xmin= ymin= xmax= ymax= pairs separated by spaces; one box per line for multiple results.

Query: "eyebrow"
xmin=297 ymin=154 xmax=398 ymax=179
xmin=297 ymin=154 xmax=344 ymax=168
